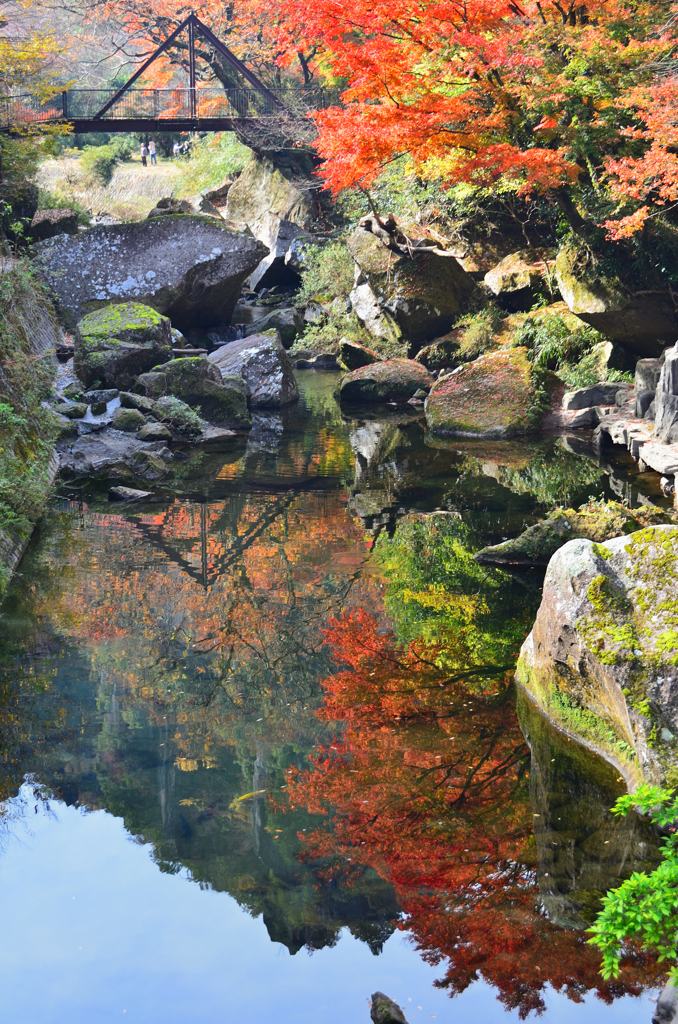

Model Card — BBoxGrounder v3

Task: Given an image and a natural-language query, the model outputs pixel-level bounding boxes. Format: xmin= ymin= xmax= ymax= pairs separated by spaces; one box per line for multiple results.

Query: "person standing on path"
xmin=148 ymin=140 xmax=157 ymax=166
xmin=140 ymin=142 xmax=148 ymax=167
xmin=173 ymin=141 xmax=180 ymax=158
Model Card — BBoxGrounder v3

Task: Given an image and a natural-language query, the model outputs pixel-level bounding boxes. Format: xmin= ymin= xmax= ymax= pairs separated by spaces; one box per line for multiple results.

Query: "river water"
xmin=0 ymin=371 xmax=666 ymax=1023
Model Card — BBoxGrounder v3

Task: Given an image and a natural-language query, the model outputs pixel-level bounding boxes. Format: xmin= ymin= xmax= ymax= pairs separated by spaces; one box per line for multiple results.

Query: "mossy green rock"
xmin=55 ymin=401 xmax=87 ymax=419
xmin=119 ymin=391 xmax=157 ymax=415
xmin=516 ymin=526 xmax=678 ymax=788
xmin=555 ymin=243 xmax=676 ymax=356
xmin=347 ymin=227 xmax=478 ymax=346
xmin=475 ymin=502 xmax=673 ymax=567
xmin=337 ymin=359 xmax=431 ymax=403
xmin=137 ymin=422 xmax=171 ymax=441
xmin=130 ymin=450 xmax=168 ymax=482
xmin=414 ymin=334 xmax=460 ymax=372
xmin=75 ymin=302 xmax=172 ymax=390
xmin=425 ymin=347 xmax=556 ymax=437
xmin=137 ymin=356 xmax=250 ymax=428
xmin=112 ymin=407 xmax=147 ymax=432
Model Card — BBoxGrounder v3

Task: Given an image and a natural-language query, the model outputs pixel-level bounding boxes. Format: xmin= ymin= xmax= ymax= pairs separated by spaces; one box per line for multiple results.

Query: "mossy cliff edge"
xmin=516 ymin=527 xmax=678 ymax=789
xmin=0 ymin=260 xmax=61 ymax=597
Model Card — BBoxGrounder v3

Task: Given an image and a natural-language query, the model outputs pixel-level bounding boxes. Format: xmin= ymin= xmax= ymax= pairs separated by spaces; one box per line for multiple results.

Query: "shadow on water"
xmin=0 ymin=369 xmax=668 ymax=1017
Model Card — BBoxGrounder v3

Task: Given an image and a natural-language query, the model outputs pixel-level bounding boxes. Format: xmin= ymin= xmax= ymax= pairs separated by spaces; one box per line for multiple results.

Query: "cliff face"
xmin=516 ymin=527 xmax=678 ymax=790
xmin=0 ymin=259 xmax=61 ymax=596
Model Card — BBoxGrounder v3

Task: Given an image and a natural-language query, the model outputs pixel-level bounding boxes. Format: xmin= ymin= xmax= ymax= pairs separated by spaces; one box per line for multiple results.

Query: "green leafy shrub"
xmin=80 ymin=138 xmax=134 ymax=185
xmin=290 ymin=308 xmax=405 ymax=359
xmin=297 ymin=241 xmax=356 ymax=304
xmin=515 ymin=311 xmax=632 ymax=389
xmin=589 ymin=785 xmax=678 ymax=982
xmin=173 ymin=132 xmax=250 ymax=197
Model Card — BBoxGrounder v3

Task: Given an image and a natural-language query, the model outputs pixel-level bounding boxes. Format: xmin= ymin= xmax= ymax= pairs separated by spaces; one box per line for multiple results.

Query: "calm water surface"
xmin=0 ymin=372 xmax=666 ymax=1023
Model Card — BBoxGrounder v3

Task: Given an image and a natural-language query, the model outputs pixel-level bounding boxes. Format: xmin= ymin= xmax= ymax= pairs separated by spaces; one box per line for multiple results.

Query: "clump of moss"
xmin=0 ymin=260 xmax=60 ymax=595
xmin=154 ymin=395 xmax=204 ymax=436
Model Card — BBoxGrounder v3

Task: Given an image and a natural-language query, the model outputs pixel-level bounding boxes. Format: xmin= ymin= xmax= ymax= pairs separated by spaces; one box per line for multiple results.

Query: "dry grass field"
xmin=36 ymin=155 xmax=182 ymax=221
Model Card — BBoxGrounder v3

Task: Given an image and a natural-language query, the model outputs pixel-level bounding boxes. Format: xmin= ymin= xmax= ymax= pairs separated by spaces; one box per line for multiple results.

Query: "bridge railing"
xmin=0 ymin=87 xmax=338 ymax=128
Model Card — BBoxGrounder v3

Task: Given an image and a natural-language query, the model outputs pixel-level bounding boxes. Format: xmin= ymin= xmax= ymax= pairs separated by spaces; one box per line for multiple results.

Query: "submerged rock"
xmin=337 ymin=359 xmax=431 ymax=403
xmin=475 ymin=501 xmax=672 ymax=566
xmin=137 ymin=356 xmax=251 ymax=429
xmin=208 ymin=330 xmax=298 ymax=408
xmin=36 ymin=216 xmax=268 ymax=330
xmin=108 ymin=486 xmax=153 ymax=502
xmin=347 ymin=225 xmax=478 ymax=347
xmin=425 ymin=347 xmax=557 ymax=437
xmin=516 ymin=526 xmax=678 ymax=787
xmin=75 ymin=302 xmax=172 ymax=390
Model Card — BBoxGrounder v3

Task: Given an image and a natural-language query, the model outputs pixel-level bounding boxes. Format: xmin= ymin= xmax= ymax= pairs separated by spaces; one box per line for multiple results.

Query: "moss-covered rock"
xmin=225 ymin=154 xmax=314 ymax=230
xmin=414 ymin=334 xmax=461 ymax=371
xmin=555 ymin=243 xmax=677 ymax=356
xmin=475 ymin=501 xmax=673 ymax=566
xmin=137 ymin=356 xmax=251 ymax=428
xmin=154 ymin=396 xmax=205 ymax=436
xmin=55 ymin=401 xmax=87 ymax=419
xmin=339 ymin=340 xmax=381 ymax=371
xmin=130 ymin=450 xmax=168 ymax=482
xmin=337 ymin=359 xmax=431 ymax=403
xmin=516 ymin=526 xmax=678 ymax=787
xmin=75 ymin=302 xmax=172 ymax=390
xmin=119 ymin=391 xmax=157 ymax=415
xmin=347 ymin=226 xmax=478 ymax=347
xmin=208 ymin=332 xmax=297 ymax=409
xmin=136 ymin=422 xmax=171 ymax=441
xmin=112 ymin=407 xmax=146 ymax=432
xmin=424 ymin=347 xmax=557 ymax=437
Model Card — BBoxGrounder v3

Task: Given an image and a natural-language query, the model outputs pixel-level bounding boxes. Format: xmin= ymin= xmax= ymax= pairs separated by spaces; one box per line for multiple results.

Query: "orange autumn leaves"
xmin=285 ymin=610 xmax=663 ymax=1016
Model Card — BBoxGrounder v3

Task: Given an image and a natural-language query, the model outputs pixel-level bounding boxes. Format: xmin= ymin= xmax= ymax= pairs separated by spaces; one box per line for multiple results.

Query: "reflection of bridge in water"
xmin=0 ymin=13 xmax=333 ymax=134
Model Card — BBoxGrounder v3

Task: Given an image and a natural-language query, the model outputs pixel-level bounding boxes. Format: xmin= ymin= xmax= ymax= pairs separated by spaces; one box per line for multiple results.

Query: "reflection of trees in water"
xmin=0 ymin=488 xmax=399 ymax=955
xmin=287 ymin=610 xmax=666 ymax=1016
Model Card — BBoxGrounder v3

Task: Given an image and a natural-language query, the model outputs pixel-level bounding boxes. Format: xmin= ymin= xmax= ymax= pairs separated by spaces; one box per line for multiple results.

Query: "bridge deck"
xmin=0 ymin=87 xmax=332 ymax=132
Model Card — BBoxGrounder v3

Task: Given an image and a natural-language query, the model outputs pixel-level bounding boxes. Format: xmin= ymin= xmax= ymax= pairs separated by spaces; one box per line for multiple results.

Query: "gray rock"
xmin=338 ymin=359 xmax=431 ymax=403
xmin=555 ymin=245 xmax=677 ymax=355
xmin=90 ymin=400 xmax=108 ymax=416
xmin=75 ymin=302 xmax=172 ymax=390
xmin=371 ymin=992 xmax=409 ymax=1024
xmin=636 ymin=390 xmax=655 ymax=418
xmin=130 ymin=449 xmax=168 ymax=481
xmin=635 ymin=356 xmax=663 ymax=417
xmin=348 ymin=226 xmax=477 ymax=346
xmin=112 ymin=407 xmax=146 ymax=432
xmin=59 ymin=429 xmax=169 ymax=480
xmin=224 ymin=154 xmax=314 ymax=232
xmin=119 ymin=391 xmax=157 ymax=415
xmin=55 ymin=401 xmax=87 ymax=419
xmin=108 ymin=486 xmax=153 ymax=502
xmin=137 ymin=356 xmax=251 ymax=428
xmin=208 ymin=331 xmax=298 ymax=408
xmin=35 ymin=216 xmax=268 ymax=331
xmin=654 ymin=982 xmax=678 ymax=1024
xmin=137 ymin=422 xmax=171 ymax=441
xmin=246 ymin=213 xmax=309 ymax=291
xmin=244 ymin=306 xmax=304 ymax=348
xmin=516 ymin=527 xmax=678 ymax=787
xmin=654 ymin=344 xmax=678 ymax=443
xmin=303 ymin=302 xmax=327 ymax=325
xmin=31 ymin=208 xmax=78 ymax=241
xmin=562 ymin=383 xmax=623 ymax=410
xmin=83 ymin=389 xmax=119 ymax=404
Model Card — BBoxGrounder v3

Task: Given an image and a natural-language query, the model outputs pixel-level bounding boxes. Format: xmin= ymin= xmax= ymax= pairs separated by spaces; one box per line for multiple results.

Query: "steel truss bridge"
xmin=0 ymin=14 xmax=330 ymax=134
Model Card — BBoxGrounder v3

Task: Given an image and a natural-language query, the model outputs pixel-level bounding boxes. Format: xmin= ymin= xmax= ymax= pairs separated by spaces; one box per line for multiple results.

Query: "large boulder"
xmin=347 ymin=225 xmax=478 ymax=348
xmin=516 ymin=526 xmax=678 ymax=787
xmin=555 ymin=245 xmax=676 ymax=356
xmin=225 ymin=155 xmax=314 ymax=232
xmin=337 ymin=359 xmax=431 ymax=403
xmin=35 ymin=216 xmax=268 ymax=330
xmin=137 ymin=356 xmax=251 ymax=428
xmin=74 ymin=302 xmax=172 ymax=390
xmin=246 ymin=212 xmax=310 ymax=291
xmin=653 ymin=344 xmax=678 ymax=443
xmin=339 ymin=339 xmax=381 ymax=371
xmin=484 ymin=251 xmax=547 ymax=312
xmin=425 ymin=347 xmax=556 ymax=437
xmin=243 ymin=307 xmax=304 ymax=349
xmin=208 ymin=330 xmax=298 ymax=408
xmin=31 ymin=208 xmax=78 ymax=241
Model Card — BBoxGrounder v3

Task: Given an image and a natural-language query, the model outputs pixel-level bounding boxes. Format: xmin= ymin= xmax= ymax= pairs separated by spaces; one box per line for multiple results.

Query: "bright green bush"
xmin=455 ymin=308 xmax=504 ymax=361
xmin=80 ymin=138 xmax=134 ymax=185
xmin=515 ymin=311 xmax=632 ymax=389
xmin=589 ymin=785 xmax=678 ymax=982
xmin=173 ymin=132 xmax=250 ymax=197
xmin=297 ymin=241 xmax=356 ymax=303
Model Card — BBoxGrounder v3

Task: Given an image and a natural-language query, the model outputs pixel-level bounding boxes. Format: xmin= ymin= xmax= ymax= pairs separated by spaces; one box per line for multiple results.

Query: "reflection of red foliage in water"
xmin=286 ymin=610 xmax=663 ymax=1017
